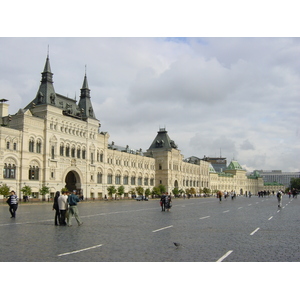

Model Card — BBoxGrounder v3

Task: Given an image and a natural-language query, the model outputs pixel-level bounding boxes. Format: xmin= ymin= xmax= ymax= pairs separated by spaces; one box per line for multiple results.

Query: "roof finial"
xmin=47 ymin=45 xmax=50 ymax=58
xmin=85 ymin=64 xmax=87 ymax=76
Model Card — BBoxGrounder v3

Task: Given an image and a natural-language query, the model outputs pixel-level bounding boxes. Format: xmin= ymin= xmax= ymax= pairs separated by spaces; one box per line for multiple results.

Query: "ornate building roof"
xmin=24 ymin=55 xmax=97 ymax=121
xmin=147 ymin=128 xmax=178 ymax=151
xmin=226 ymin=160 xmax=244 ymax=171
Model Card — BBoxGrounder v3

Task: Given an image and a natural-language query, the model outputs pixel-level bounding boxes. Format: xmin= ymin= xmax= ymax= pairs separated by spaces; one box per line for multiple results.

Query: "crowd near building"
xmin=0 ymin=56 xmax=293 ymax=201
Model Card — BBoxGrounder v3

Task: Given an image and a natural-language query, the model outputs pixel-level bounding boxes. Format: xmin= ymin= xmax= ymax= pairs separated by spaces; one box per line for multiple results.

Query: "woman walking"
xmin=53 ymin=191 xmax=60 ymax=225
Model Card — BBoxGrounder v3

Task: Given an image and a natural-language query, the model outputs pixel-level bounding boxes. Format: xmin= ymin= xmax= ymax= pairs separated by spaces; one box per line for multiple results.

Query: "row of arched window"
xmin=3 ymin=164 xmax=39 ymax=180
xmin=29 ymin=139 xmax=42 ymax=153
xmin=96 ymin=173 xmax=154 ymax=186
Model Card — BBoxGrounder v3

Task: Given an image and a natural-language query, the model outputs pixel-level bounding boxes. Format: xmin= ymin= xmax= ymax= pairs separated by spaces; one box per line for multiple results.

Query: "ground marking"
xmin=216 ymin=250 xmax=233 ymax=262
xmin=223 ymin=210 xmax=230 ymax=213
xmin=238 ymin=207 xmax=243 ymax=210
xmin=57 ymin=244 xmax=103 ymax=257
xmin=250 ymin=227 xmax=260 ymax=235
xmin=152 ymin=225 xmax=173 ymax=233
xmin=268 ymin=216 xmax=273 ymax=220
xmin=248 ymin=204 xmax=252 ymax=206
xmin=199 ymin=216 xmax=210 ymax=220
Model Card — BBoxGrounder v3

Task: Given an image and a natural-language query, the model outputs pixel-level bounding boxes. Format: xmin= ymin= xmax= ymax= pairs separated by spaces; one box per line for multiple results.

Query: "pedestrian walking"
xmin=7 ymin=191 xmax=18 ymax=218
xmin=67 ymin=190 xmax=83 ymax=226
xmin=277 ymin=190 xmax=283 ymax=208
xmin=160 ymin=193 xmax=166 ymax=211
xmin=52 ymin=191 xmax=60 ymax=226
xmin=217 ymin=191 xmax=223 ymax=202
xmin=58 ymin=190 xmax=68 ymax=226
xmin=165 ymin=192 xmax=172 ymax=212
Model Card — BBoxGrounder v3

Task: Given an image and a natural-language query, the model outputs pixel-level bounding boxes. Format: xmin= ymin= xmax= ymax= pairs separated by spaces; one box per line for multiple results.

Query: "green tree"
xmin=136 ymin=186 xmax=144 ymax=196
xmin=21 ymin=185 xmax=32 ymax=197
xmin=0 ymin=183 xmax=10 ymax=198
xmin=190 ymin=187 xmax=196 ymax=195
xmin=61 ymin=187 xmax=69 ymax=193
xmin=145 ymin=188 xmax=151 ymax=198
xmin=39 ymin=185 xmax=50 ymax=201
xmin=172 ymin=187 xmax=180 ymax=197
xmin=290 ymin=178 xmax=300 ymax=190
xmin=203 ymin=187 xmax=211 ymax=196
xmin=151 ymin=186 xmax=160 ymax=197
xmin=117 ymin=185 xmax=125 ymax=198
xmin=107 ymin=186 xmax=117 ymax=199
xmin=129 ymin=188 xmax=136 ymax=197
xmin=158 ymin=184 xmax=166 ymax=195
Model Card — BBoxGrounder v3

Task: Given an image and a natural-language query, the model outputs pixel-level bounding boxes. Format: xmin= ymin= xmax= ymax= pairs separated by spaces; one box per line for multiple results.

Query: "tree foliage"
xmin=136 ymin=186 xmax=144 ymax=196
xmin=290 ymin=178 xmax=300 ymax=190
xmin=0 ymin=183 xmax=10 ymax=198
xmin=117 ymin=185 xmax=125 ymax=197
xmin=107 ymin=186 xmax=117 ymax=197
xmin=21 ymin=185 xmax=32 ymax=197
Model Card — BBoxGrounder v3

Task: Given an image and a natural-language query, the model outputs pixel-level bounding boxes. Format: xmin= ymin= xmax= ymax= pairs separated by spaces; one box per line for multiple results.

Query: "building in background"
xmin=0 ymin=56 xmax=268 ymax=200
xmin=254 ymin=170 xmax=300 ymax=188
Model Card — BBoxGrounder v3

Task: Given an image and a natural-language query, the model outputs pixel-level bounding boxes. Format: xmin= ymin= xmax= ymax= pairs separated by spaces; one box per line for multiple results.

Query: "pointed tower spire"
xmin=78 ymin=69 xmax=96 ymax=119
xmin=24 ymin=54 xmax=56 ymax=109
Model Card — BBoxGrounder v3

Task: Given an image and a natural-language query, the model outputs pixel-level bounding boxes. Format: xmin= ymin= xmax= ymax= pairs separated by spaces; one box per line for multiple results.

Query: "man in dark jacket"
xmin=7 ymin=191 xmax=18 ymax=218
xmin=67 ymin=190 xmax=83 ymax=226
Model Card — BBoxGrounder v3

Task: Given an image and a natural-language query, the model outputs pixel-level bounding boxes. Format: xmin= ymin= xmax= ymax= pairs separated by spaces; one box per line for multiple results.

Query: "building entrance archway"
xmin=65 ymin=170 xmax=81 ymax=192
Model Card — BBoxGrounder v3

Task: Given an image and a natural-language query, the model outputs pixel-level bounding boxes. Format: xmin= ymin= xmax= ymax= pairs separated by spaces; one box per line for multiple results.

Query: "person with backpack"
xmin=67 ymin=190 xmax=83 ymax=226
xmin=277 ymin=190 xmax=283 ymax=208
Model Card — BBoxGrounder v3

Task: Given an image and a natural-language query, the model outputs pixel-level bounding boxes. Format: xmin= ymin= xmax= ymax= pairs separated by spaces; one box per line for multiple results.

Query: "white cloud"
xmin=1 ymin=37 xmax=299 ymax=172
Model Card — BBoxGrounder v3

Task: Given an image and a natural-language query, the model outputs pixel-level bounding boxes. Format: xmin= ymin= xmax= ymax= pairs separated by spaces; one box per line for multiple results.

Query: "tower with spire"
xmin=24 ymin=55 xmax=97 ymax=122
xmin=78 ymin=71 xmax=96 ymax=120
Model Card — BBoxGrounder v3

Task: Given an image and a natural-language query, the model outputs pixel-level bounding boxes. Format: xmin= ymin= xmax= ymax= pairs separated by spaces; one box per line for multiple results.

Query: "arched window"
xmin=36 ymin=140 xmax=42 ymax=153
xmin=123 ymin=175 xmax=129 ymax=185
xmin=51 ymin=146 xmax=55 ymax=159
xmin=29 ymin=139 xmax=35 ymax=152
xmin=107 ymin=174 xmax=113 ymax=184
xmin=115 ymin=174 xmax=121 ymax=185
xmin=77 ymin=148 xmax=81 ymax=159
xmin=97 ymin=172 xmax=102 ymax=184
xmin=60 ymin=144 xmax=64 ymax=156
xmin=65 ymin=145 xmax=70 ymax=157
xmin=29 ymin=165 xmax=39 ymax=180
xmin=3 ymin=163 xmax=16 ymax=179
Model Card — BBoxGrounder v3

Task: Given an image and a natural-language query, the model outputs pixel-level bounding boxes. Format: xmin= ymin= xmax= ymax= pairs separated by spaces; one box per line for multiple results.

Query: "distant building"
xmin=0 ymin=55 xmax=265 ymax=200
xmin=202 ymin=156 xmax=227 ymax=172
xmin=254 ymin=170 xmax=300 ymax=188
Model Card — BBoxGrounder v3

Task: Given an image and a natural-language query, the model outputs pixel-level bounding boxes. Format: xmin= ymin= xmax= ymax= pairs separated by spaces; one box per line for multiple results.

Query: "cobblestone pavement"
xmin=0 ymin=195 xmax=299 ymax=262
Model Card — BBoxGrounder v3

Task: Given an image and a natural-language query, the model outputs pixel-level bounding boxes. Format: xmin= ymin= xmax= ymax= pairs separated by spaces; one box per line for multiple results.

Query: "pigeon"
xmin=174 ymin=242 xmax=181 ymax=248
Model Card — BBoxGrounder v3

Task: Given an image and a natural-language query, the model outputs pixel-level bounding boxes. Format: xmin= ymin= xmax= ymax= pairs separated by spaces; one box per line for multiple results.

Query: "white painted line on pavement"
xmin=223 ymin=210 xmax=230 ymax=213
xmin=199 ymin=216 xmax=210 ymax=220
xmin=57 ymin=244 xmax=103 ymax=257
xmin=248 ymin=204 xmax=252 ymax=206
xmin=250 ymin=227 xmax=260 ymax=235
xmin=152 ymin=225 xmax=173 ymax=232
xmin=238 ymin=207 xmax=243 ymax=209
xmin=216 ymin=250 xmax=233 ymax=262
xmin=268 ymin=216 xmax=273 ymax=220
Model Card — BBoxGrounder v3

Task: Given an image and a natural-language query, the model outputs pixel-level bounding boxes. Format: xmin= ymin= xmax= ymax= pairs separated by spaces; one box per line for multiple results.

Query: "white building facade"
xmin=0 ymin=56 xmax=265 ymax=200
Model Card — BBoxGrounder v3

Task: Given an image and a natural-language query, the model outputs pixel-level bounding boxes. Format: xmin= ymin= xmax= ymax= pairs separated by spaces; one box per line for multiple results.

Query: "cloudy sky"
xmin=1 ymin=37 xmax=299 ymax=172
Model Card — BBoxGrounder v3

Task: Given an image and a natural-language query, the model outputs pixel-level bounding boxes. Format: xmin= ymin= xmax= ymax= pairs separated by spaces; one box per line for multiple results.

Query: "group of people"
xmin=53 ymin=190 xmax=83 ymax=226
xmin=160 ymin=192 xmax=172 ymax=212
